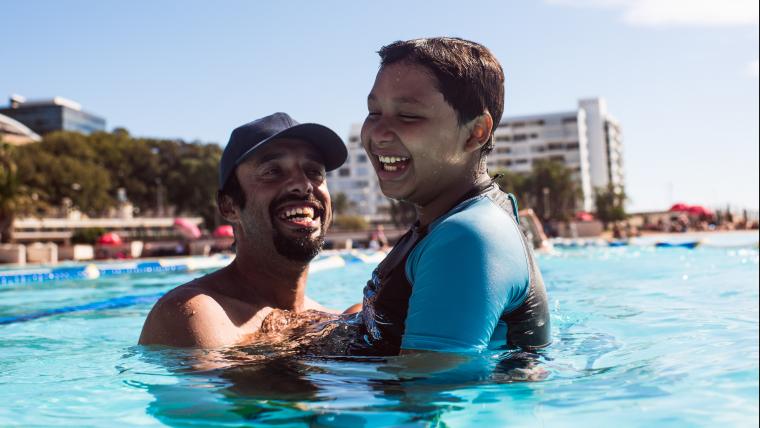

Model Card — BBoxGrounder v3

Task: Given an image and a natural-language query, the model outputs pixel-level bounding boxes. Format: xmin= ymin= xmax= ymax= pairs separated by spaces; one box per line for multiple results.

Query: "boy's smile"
xmin=361 ymin=61 xmax=471 ymax=207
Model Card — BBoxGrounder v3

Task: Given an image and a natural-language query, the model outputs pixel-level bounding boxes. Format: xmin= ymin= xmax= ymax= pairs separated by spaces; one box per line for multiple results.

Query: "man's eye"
xmin=262 ymin=167 xmax=281 ymax=176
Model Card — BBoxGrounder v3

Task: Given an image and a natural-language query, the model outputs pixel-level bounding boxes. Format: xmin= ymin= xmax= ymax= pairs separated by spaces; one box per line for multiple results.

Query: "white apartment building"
xmin=328 ymin=97 xmax=624 ymax=219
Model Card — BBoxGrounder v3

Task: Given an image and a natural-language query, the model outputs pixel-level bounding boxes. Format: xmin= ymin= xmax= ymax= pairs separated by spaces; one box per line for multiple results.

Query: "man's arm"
xmin=138 ymin=286 xmax=240 ymax=348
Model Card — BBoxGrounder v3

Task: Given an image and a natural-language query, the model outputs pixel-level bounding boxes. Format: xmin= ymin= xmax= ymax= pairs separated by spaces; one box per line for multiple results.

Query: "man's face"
xmin=360 ymin=61 xmax=471 ymax=206
xmin=232 ymin=138 xmax=332 ymax=262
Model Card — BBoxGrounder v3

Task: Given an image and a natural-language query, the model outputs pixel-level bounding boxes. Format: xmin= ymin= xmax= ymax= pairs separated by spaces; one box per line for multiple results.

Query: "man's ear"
xmin=217 ymin=192 xmax=240 ymax=222
xmin=464 ymin=112 xmax=494 ymax=153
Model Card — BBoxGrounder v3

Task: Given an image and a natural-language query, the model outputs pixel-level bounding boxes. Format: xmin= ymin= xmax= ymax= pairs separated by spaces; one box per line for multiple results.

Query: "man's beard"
xmin=269 ymin=194 xmax=328 ymax=262
xmin=272 ymin=228 xmax=325 ymax=262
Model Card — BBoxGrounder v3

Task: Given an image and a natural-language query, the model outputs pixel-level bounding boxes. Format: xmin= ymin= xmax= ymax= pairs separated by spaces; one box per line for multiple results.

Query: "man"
xmin=349 ymin=37 xmax=551 ymax=355
xmin=139 ymin=112 xmax=348 ymax=348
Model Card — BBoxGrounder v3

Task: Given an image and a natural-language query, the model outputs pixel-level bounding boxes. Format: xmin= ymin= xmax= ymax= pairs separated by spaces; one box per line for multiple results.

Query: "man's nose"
xmin=286 ymin=168 xmax=314 ymax=196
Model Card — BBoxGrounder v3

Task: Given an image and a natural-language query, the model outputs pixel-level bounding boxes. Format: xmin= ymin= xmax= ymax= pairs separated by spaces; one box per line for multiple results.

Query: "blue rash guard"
xmin=348 ymin=185 xmax=551 ymax=355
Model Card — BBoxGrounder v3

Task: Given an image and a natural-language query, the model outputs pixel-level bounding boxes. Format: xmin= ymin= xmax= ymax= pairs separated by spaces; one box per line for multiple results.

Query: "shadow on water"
xmin=123 ymin=344 xmax=551 ymax=427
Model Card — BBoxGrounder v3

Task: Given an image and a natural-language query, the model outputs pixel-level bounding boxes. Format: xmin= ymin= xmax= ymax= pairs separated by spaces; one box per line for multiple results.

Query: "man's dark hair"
xmin=378 ymin=37 xmax=505 ymax=154
xmin=218 ymin=172 xmax=246 ymax=209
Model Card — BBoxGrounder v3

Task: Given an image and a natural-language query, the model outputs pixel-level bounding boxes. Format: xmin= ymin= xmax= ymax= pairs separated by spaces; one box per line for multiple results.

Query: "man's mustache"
xmin=269 ymin=195 xmax=326 ymax=216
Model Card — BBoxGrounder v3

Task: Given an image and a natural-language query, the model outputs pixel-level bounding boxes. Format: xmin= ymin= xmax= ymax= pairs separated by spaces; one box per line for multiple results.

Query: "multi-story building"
xmin=328 ymin=97 xmax=624 ymax=219
xmin=0 ymin=95 xmax=106 ymax=135
xmin=490 ymin=98 xmax=624 ymax=211
xmin=328 ymin=124 xmax=391 ymax=221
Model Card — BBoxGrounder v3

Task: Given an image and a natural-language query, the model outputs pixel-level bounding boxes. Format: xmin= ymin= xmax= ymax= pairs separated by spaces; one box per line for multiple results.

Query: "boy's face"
xmin=361 ymin=61 xmax=472 ymax=206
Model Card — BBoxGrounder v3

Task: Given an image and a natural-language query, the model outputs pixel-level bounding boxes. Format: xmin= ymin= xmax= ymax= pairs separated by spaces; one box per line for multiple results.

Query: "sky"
xmin=2 ymin=0 xmax=758 ymax=212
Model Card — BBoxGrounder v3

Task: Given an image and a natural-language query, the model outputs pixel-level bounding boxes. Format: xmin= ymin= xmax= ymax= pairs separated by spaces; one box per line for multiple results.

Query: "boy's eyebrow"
xmin=367 ymin=93 xmax=425 ymax=105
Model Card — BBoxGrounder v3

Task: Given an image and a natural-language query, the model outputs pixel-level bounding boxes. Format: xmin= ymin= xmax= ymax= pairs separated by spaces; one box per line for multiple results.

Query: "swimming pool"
xmin=1 ymin=232 xmax=757 ymax=427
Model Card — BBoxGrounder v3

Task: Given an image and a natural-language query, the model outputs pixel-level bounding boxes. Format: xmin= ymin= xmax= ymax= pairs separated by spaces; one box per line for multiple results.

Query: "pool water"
xmin=1 ymin=232 xmax=758 ymax=427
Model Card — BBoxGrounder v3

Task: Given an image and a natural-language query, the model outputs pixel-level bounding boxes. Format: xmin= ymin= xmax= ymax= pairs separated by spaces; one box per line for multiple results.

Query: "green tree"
xmin=9 ymin=130 xmax=225 ymax=230
xmin=333 ymin=214 xmax=369 ymax=231
xmin=14 ymin=140 xmax=113 ymax=215
xmin=492 ymin=169 xmax=528 ymax=208
xmin=0 ymin=144 xmax=19 ymax=242
xmin=594 ymin=184 xmax=627 ymax=229
xmin=164 ymin=142 xmax=222 ymax=228
xmin=332 ymin=192 xmax=355 ymax=215
xmin=521 ymin=159 xmax=580 ymax=222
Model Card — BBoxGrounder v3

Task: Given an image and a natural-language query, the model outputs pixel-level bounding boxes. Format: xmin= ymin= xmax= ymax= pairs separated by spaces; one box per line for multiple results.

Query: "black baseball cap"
xmin=219 ymin=112 xmax=348 ymax=188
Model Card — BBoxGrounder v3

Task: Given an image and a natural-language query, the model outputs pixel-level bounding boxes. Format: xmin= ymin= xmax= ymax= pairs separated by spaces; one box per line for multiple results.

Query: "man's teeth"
xmin=281 ymin=207 xmax=315 ymax=220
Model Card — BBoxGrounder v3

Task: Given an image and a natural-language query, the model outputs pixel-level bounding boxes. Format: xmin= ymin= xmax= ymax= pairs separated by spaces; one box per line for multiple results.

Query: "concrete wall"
xmin=26 ymin=243 xmax=58 ymax=264
xmin=0 ymin=244 xmax=26 ymax=264
xmin=58 ymin=244 xmax=95 ymax=261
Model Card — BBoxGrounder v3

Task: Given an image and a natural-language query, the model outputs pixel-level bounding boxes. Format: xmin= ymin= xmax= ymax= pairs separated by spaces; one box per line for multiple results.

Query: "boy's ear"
xmin=464 ymin=112 xmax=494 ymax=153
xmin=217 ymin=192 xmax=240 ymax=222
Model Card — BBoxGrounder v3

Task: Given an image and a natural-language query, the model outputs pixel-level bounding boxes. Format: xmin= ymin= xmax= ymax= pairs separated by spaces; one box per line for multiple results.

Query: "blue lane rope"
xmin=0 ymin=291 xmax=165 ymax=325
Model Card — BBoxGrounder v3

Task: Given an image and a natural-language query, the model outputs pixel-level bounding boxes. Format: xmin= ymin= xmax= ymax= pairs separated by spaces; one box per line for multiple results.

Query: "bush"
xmin=332 ymin=215 xmax=369 ymax=231
xmin=71 ymin=227 xmax=106 ymax=245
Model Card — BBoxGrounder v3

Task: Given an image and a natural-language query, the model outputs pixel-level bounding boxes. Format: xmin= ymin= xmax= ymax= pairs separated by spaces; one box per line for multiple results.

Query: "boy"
xmin=351 ymin=37 xmax=551 ymax=355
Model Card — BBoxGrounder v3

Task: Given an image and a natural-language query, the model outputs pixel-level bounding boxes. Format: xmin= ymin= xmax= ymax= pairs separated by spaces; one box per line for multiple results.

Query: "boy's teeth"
xmin=378 ymin=155 xmax=409 ymax=164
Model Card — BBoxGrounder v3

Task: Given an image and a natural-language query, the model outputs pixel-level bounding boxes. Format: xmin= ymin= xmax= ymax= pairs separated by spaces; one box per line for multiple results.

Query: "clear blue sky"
xmin=2 ymin=0 xmax=758 ymax=212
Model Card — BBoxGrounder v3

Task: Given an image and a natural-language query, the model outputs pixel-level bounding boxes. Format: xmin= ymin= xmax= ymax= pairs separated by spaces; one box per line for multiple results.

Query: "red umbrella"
xmin=173 ymin=218 xmax=202 ymax=239
xmin=575 ymin=211 xmax=594 ymax=222
xmin=97 ymin=232 xmax=123 ymax=246
xmin=213 ymin=225 xmax=234 ymax=238
xmin=687 ymin=205 xmax=713 ymax=217
xmin=669 ymin=203 xmax=690 ymax=212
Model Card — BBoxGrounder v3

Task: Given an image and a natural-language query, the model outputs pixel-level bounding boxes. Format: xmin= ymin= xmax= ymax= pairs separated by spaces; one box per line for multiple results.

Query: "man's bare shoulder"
xmin=138 ymin=272 xmax=243 ymax=348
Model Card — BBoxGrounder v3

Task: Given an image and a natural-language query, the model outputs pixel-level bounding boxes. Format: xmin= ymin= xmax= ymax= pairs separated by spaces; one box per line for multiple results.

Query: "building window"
xmin=338 ymin=168 xmax=350 ymax=177
xmin=349 ymin=136 xmax=359 ymax=143
xmin=495 ymin=135 xmax=512 ymax=142
xmin=356 ymin=154 xmax=368 ymax=163
xmin=495 ymin=147 xmax=511 ymax=154
xmin=513 ymin=134 xmax=527 ymax=142
xmin=515 ymin=159 xmax=529 ymax=165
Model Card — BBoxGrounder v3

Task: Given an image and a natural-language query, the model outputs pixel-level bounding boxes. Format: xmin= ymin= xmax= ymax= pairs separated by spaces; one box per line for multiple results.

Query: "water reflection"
xmin=130 ymin=343 xmax=549 ymax=427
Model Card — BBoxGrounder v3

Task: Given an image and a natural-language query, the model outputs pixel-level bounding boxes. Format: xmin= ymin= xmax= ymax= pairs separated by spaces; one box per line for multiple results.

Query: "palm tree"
xmin=524 ymin=159 xmax=580 ymax=222
xmin=594 ymin=184 xmax=627 ymax=229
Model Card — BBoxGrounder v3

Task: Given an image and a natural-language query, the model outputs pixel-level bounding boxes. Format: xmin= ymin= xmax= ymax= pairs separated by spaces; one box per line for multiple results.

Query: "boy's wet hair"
xmin=378 ymin=37 xmax=505 ymax=154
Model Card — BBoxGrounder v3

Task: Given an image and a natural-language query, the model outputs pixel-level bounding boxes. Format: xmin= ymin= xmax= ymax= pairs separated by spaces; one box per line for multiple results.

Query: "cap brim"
xmin=235 ymin=123 xmax=348 ymax=172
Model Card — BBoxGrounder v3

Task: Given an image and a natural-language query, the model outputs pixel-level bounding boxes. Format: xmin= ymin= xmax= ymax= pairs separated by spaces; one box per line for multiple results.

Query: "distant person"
xmin=368 ymin=224 xmax=389 ymax=250
xmin=139 ymin=113 xmax=349 ymax=348
xmin=346 ymin=37 xmax=551 ymax=355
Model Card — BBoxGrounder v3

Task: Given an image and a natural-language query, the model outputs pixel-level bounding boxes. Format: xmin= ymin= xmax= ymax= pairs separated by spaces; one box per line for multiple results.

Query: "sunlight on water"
xmin=0 ymin=233 xmax=758 ymax=427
